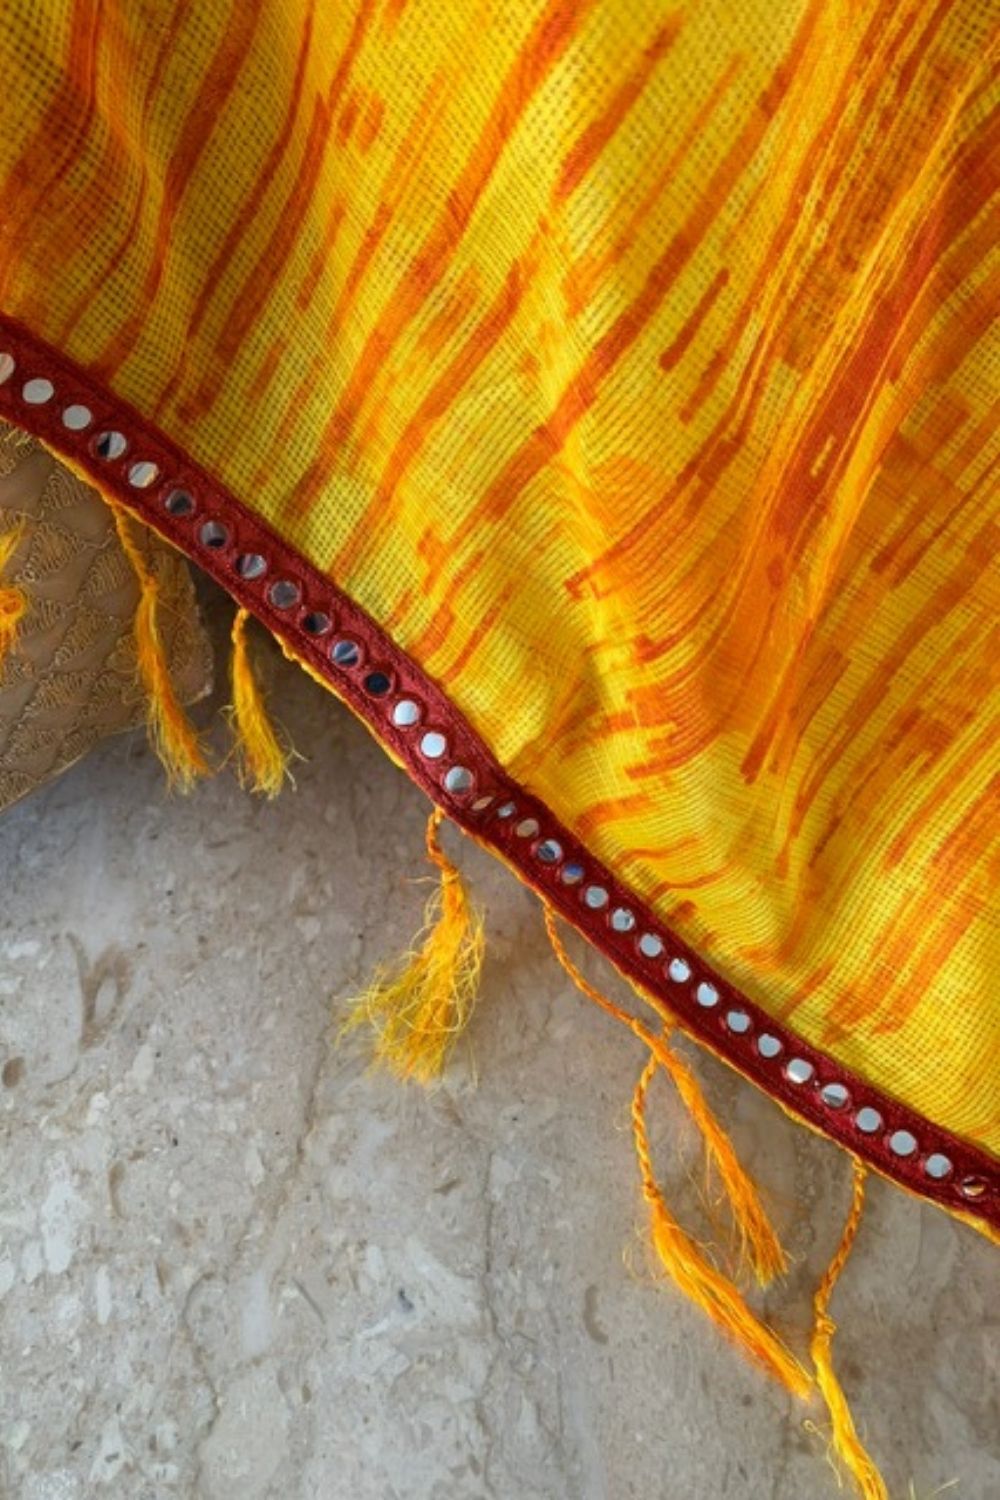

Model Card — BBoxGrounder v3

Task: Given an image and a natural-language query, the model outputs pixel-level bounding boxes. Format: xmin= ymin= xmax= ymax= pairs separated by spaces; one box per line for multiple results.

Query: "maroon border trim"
xmin=1 ymin=312 xmax=996 ymax=1235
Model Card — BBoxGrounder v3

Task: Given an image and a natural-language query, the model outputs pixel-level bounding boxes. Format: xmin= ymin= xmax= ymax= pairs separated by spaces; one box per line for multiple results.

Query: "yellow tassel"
xmin=543 ymin=907 xmax=806 ymax=1394
xmin=340 ymin=806 xmax=484 ymax=1084
xmin=543 ymin=907 xmax=788 ymax=1287
xmin=811 ymin=1158 xmax=889 ymax=1499
xmin=632 ymin=1053 xmax=812 ymax=1397
xmin=0 ymin=520 xmax=28 ymax=665
xmin=647 ymin=1031 xmax=788 ymax=1286
xmin=229 ymin=605 xmax=291 ymax=797
xmin=108 ymin=498 xmax=210 ymax=790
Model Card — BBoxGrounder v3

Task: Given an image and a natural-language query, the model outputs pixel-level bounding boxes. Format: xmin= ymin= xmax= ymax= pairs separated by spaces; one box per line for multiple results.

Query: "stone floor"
xmin=1 ymin=584 xmax=997 ymax=1500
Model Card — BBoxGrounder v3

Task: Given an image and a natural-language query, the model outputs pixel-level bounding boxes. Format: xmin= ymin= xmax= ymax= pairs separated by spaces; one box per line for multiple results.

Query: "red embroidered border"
xmin=1 ymin=313 xmax=996 ymax=1235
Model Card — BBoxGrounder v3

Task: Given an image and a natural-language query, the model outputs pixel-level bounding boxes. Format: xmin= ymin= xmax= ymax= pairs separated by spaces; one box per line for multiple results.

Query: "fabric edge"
xmin=0 ymin=311 xmax=995 ymax=1240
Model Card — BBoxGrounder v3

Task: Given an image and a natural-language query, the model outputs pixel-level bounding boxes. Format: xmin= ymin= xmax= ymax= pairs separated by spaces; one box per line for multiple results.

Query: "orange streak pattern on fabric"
xmin=0 ymin=0 xmax=996 ymax=1168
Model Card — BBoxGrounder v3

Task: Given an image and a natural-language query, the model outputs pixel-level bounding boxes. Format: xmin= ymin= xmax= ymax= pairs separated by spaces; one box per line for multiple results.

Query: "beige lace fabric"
xmin=0 ymin=422 xmax=211 ymax=811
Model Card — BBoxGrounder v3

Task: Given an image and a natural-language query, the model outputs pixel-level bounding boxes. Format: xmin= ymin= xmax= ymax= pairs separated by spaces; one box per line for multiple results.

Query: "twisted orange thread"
xmin=543 ymin=905 xmax=788 ymax=1286
xmin=108 ymin=497 xmax=209 ymax=790
xmin=228 ymin=605 xmax=292 ymax=796
xmin=543 ymin=906 xmax=807 ymax=1394
xmin=811 ymin=1157 xmax=889 ymax=1499
xmin=630 ymin=1051 xmax=811 ymax=1395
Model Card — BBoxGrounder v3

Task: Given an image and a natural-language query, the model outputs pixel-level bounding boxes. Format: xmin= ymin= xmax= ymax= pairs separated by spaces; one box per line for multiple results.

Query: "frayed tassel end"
xmin=811 ymin=1159 xmax=889 ymax=1500
xmin=632 ymin=1055 xmax=812 ymax=1400
xmin=133 ymin=572 xmax=212 ymax=791
xmin=229 ymin=606 xmax=292 ymax=797
xmin=0 ymin=521 xmax=27 ymax=665
xmin=543 ymin=908 xmax=789 ymax=1291
xmin=652 ymin=1036 xmax=788 ymax=1287
xmin=110 ymin=499 xmax=210 ymax=791
xmin=542 ymin=907 xmax=889 ymax=1492
xmin=340 ymin=807 xmax=484 ymax=1085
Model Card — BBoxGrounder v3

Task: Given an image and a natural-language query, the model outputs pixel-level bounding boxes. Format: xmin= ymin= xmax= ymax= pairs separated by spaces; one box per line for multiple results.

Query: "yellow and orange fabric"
xmin=0 ymin=0 xmax=997 ymax=1223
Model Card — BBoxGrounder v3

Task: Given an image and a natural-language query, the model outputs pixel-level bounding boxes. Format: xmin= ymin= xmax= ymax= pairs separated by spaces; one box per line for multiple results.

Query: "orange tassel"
xmin=543 ymin=907 xmax=788 ymax=1287
xmin=632 ymin=1053 xmax=811 ymax=1397
xmin=543 ymin=908 xmax=806 ymax=1394
xmin=228 ymin=605 xmax=291 ymax=797
xmin=339 ymin=807 xmax=484 ymax=1084
xmin=646 ymin=1029 xmax=789 ymax=1286
xmin=0 ymin=520 xmax=28 ymax=665
xmin=811 ymin=1158 xmax=889 ymax=1499
xmin=108 ymin=499 xmax=210 ymax=790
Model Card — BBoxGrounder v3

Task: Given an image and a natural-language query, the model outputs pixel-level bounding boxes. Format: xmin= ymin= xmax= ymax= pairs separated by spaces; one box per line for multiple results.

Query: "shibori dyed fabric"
xmin=0 ymin=0 xmax=997 ymax=1480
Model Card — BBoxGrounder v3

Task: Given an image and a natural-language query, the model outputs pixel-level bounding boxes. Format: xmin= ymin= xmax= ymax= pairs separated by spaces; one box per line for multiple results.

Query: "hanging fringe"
xmin=647 ymin=1029 xmax=788 ymax=1286
xmin=339 ymin=806 xmax=484 ymax=1084
xmin=543 ymin=907 xmax=805 ymax=1393
xmin=632 ymin=1053 xmax=812 ymax=1397
xmin=108 ymin=498 xmax=210 ymax=790
xmin=0 ymin=520 xmax=27 ymax=665
xmin=540 ymin=909 xmax=896 ymax=1488
xmin=811 ymin=1158 xmax=889 ymax=1499
xmin=542 ymin=907 xmax=788 ymax=1287
xmin=228 ymin=605 xmax=292 ymax=797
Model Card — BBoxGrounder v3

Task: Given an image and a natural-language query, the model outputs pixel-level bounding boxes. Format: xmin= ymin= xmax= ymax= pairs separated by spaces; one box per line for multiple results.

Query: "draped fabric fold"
xmin=0 ymin=0 xmax=996 ymax=1234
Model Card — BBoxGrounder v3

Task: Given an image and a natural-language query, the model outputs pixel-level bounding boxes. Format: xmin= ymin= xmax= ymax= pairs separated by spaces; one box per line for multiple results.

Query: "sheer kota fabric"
xmin=0 ymin=3 xmax=997 ymax=1178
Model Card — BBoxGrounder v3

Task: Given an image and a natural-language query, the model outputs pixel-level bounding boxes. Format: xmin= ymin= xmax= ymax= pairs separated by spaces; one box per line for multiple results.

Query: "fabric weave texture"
xmin=0 ymin=1 xmax=996 ymax=1175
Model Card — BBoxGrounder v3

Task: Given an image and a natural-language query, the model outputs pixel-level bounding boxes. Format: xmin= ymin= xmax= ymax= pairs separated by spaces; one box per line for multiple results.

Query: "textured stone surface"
xmin=1 ymin=585 xmax=997 ymax=1499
